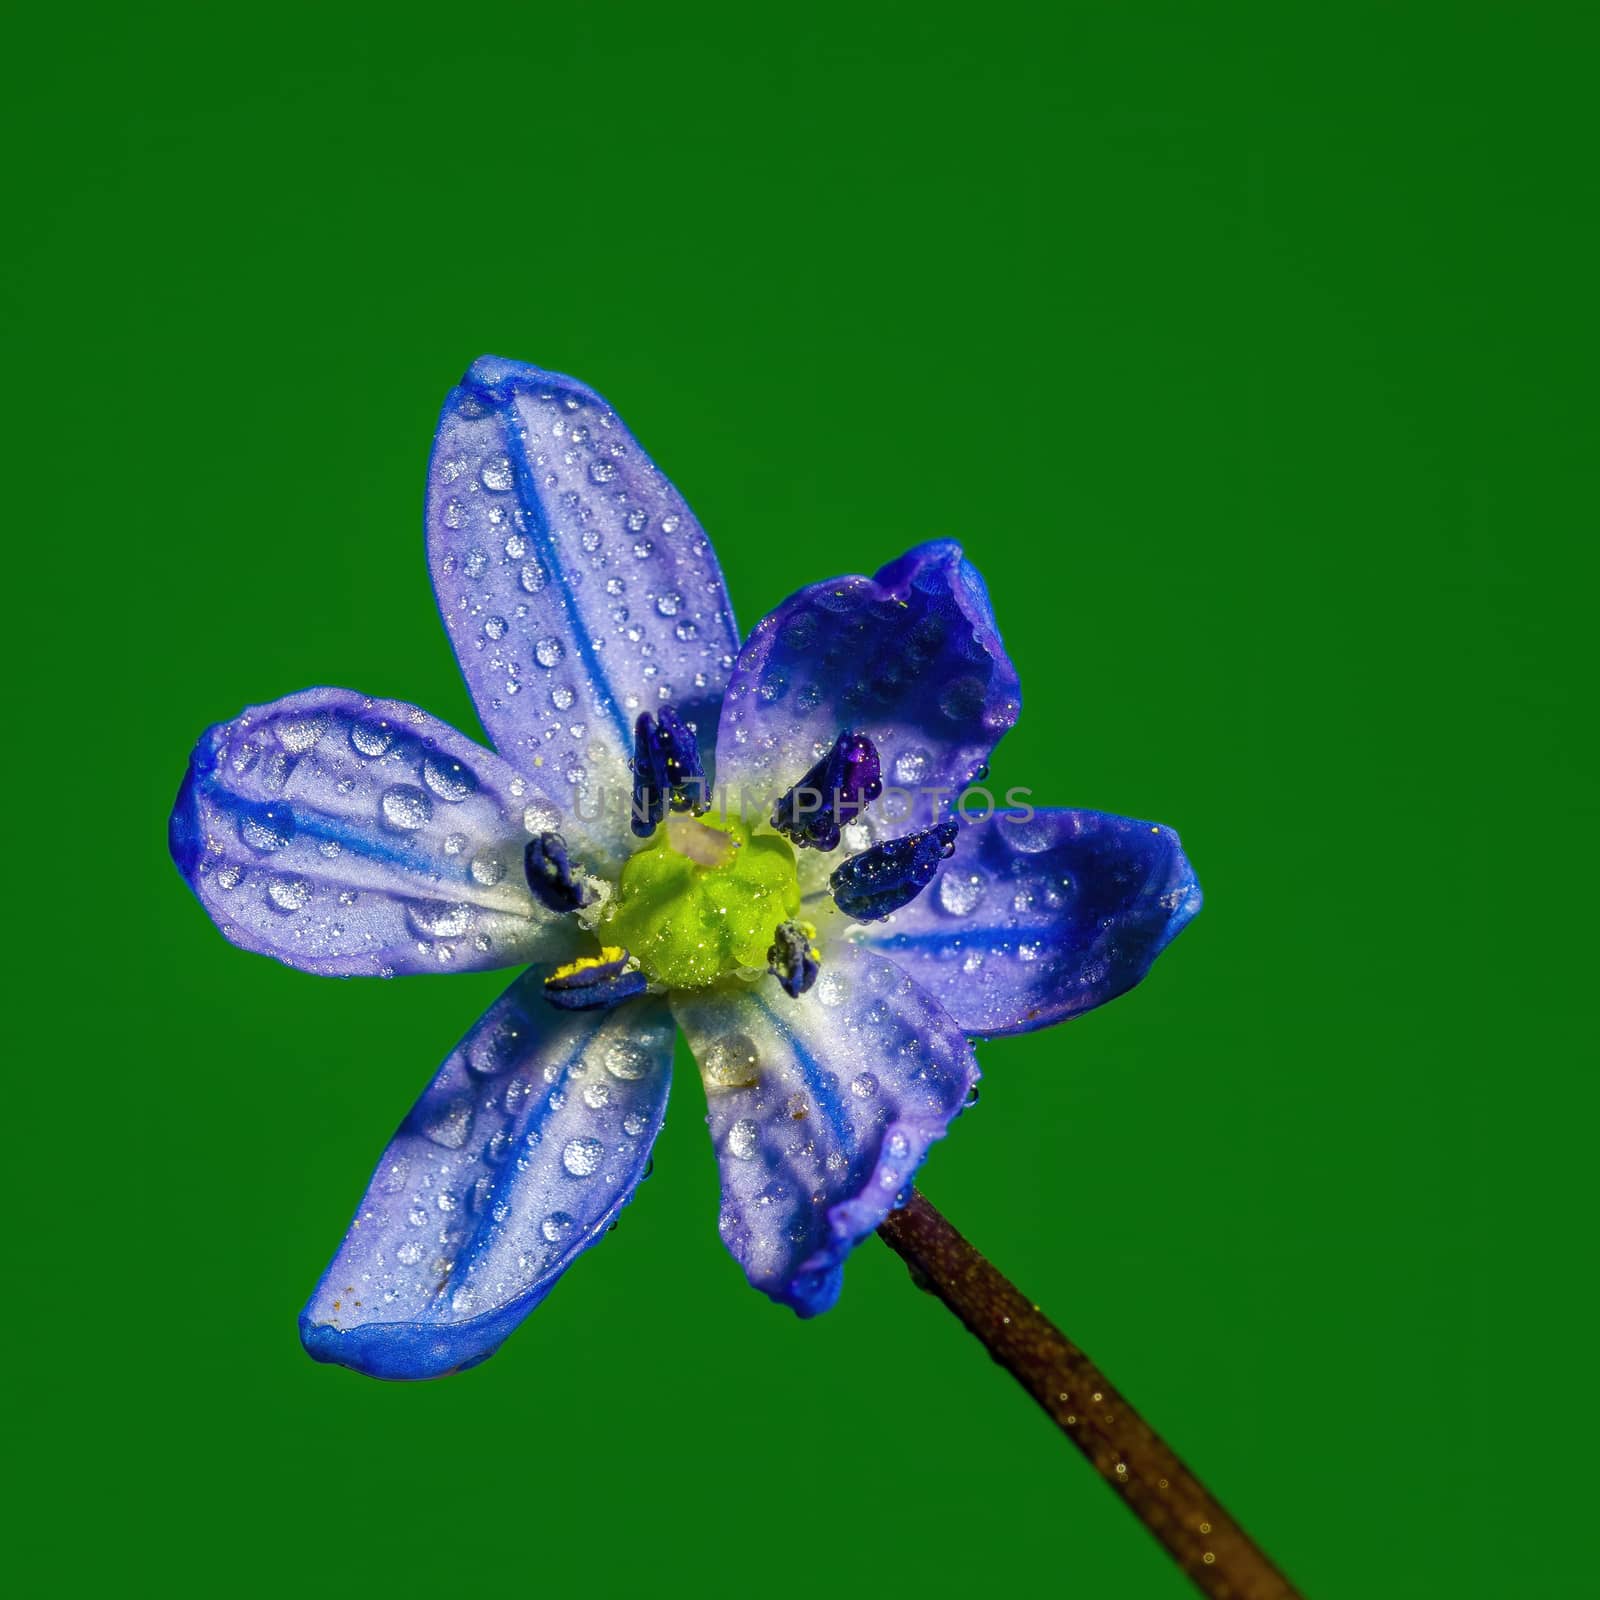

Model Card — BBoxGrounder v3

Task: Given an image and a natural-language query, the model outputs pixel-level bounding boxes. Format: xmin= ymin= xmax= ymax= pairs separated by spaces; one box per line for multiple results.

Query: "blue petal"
xmin=301 ymin=977 xmax=674 ymax=1379
xmin=170 ymin=688 xmax=586 ymax=977
xmin=672 ymin=943 xmax=978 ymax=1316
xmin=426 ymin=357 xmax=741 ymax=848
xmin=715 ymin=542 xmax=1020 ymax=830
xmin=858 ymin=808 xmax=1202 ymax=1037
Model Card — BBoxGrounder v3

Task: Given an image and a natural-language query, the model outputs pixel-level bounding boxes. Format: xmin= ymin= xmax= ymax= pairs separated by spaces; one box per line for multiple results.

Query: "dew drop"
xmin=351 ymin=722 xmax=393 ymax=757
xmin=938 ymin=872 xmax=986 ymax=916
xmin=816 ymin=969 xmax=850 ymax=1008
xmin=702 ymin=1032 xmax=761 ymax=1089
xmin=728 ymin=1119 xmax=759 ymax=1160
xmin=409 ymin=902 xmax=475 ymax=938
xmin=423 ymin=754 xmax=477 ymax=801
xmin=381 ymin=785 xmax=432 ymax=830
xmin=240 ymin=804 xmax=295 ymax=853
xmin=523 ymin=798 xmax=561 ymax=834
xmin=893 ymin=747 xmax=931 ymax=785
xmin=267 ymin=875 xmax=310 ymax=912
xmin=424 ymin=1097 xmax=473 ymax=1149
xmin=562 ymin=1136 xmax=604 ymax=1177
xmin=604 ymin=1039 xmax=649 ymax=1081
xmin=534 ymin=637 xmax=564 ymax=668
xmin=469 ymin=853 xmax=505 ymax=886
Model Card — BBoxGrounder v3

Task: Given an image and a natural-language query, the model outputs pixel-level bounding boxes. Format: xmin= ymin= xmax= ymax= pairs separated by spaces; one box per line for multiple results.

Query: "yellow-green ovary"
xmin=605 ymin=815 xmax=802 ymax=990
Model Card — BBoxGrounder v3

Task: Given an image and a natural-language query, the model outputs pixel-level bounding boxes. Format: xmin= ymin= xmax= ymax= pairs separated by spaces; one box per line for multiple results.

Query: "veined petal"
xmin=169 ymin=688 xmax=583 ymax=977
xmin=858 ymin=808 xmax=1202 ymax=1037
xmin=301 ymin=975 xmax=673 ymax=1380
xmin=715 ymin=542 xmax=1020 ymax=835
xmin=672 ymin=943 xmax=978 ymax=1316
xmin=426 ymin=357 xmax=740 ymax=849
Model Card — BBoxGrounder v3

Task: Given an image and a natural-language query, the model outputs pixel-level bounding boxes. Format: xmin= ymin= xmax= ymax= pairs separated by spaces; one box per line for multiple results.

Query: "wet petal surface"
xmin=301 ymin=976 xmax=673 ymax=1379
xmin=858 ymin=809 xmax=1202 ymax=1036
xmin=426 ymin=357 xmax=740 ymax=848
xmin=715 ymin=542 xmax=1020 ymax=834
xmin=169 ymin=688 xmax=581 ymax=976
xmin=673 ymin=943 xmax=978 ymax=1316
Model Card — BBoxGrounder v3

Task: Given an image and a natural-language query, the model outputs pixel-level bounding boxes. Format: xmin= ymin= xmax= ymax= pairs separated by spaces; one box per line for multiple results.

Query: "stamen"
xmin=830 ymin=820 xmax=960 ymax=922
xmin=632 ymin=707 xmax=708 ymax=837
xmin=767 ymin=919 xmax=821 ymax=999
xmin=771 ymin=731 xmax=883 ymax=851
xmin=631 ymin=714 xmax=668 ymax=838
xmin=524 ymin=831 xmax=589 ymax=914
xmin=543 ymin=946 xmax=649 ymax=1011
xmin=655 ymin=706 xmax=709 ymax=814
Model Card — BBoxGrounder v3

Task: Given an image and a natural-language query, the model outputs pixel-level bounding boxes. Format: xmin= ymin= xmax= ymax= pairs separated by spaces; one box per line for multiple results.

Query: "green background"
xmin=7 ymin=4 xmax=1592 ymax=1595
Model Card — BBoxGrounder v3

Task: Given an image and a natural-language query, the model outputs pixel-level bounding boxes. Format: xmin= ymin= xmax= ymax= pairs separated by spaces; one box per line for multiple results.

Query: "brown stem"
xmin=877 ymin=1192 xmax=1303 ymax=1600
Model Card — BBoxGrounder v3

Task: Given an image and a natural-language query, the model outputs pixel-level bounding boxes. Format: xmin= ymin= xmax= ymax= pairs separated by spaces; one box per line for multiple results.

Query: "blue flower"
xmin=169 ymin=356 xmax=1202 ymax=1381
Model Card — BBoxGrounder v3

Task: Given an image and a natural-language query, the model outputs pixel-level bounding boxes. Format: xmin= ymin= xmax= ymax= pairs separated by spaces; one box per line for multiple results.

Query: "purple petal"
xmin=715 ymin=542 xmax=1020 ymax=828
xmin=301 ymin=976 xmax=673 ymax=1380
xmin=169 ymin=688 xmax=584 ymax=977
xmin=426 ymin=357 xmax=740 ymax=832
xmin=858 ymin=808 xmax=1202 ymax=1037
xmin=672 ymin=943 xmax=978 ymax=1316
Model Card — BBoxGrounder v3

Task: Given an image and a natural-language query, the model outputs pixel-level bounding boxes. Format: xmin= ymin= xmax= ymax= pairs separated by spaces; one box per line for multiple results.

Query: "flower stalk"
xmin=878 ymin=1192 xmax=1303 ymax=1600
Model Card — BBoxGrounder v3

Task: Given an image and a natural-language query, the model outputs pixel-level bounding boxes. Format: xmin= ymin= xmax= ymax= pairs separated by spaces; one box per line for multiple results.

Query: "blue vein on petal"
xmin=748 ymin=988 xmax=854 ymax=1153
xmin=485 ymin=376 xmax=635 ymax=751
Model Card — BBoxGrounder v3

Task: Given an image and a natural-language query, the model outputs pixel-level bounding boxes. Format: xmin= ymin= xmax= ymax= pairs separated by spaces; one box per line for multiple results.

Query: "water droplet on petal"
xmin=267 ymin=875 xmax=310 ymax=912
xmin=938 ymin=872 xmax=986 ymax=916
xmin=240 ymin=804 xmax=295 ymax=853
xmin=423 ymin=754 xmax=477 ymax=802
xmin=469 ymin=853 xmax=505 ymax=886
xmin=702 ymin=1032 xmax=761 ymax=1089
xmin=381 ymin=785 xmax=432 ymax=830
xmin=604 ymin=1040 xmax=649 ymax=1081
xmin=562 ymin=1136 xmax=604 ymax=1176
xmin=541 ymin=1211 xmax=575 ymax=1243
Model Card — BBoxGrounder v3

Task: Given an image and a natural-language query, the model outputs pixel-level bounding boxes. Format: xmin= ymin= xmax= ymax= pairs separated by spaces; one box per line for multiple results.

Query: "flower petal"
xmin=857 ymin=808 xmax=1202 ymax=1037
xmin=672 ymin=943 xmax=978 ymax=1316
xmin=426 ymin=356 xmax=741 ymax=839
xmin=169 ymin=688 xmax=583 ymax=977
xmin=714 ymin=541 xmax=1020 ymax=829
xmin=300 ymin=975 xmax=673 ymax=1379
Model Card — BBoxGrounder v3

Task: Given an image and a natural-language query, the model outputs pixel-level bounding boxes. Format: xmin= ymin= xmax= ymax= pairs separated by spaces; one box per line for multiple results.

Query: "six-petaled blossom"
xmin=168 ymin=357 xmax=1202 ymax=1381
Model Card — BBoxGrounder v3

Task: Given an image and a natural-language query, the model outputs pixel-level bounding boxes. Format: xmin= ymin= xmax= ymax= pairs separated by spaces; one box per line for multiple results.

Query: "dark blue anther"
xmin=830 ymin=820 xmax=960 ymax=922
xmin=632 ymin=714 xmax=669 ymax=838
xmin=543 ymin=948 xmax=649 ymax=1011
xmin=771 ymin=731 xmax=883 ymax=851
xmin=632 ymin=707 xmax=707 ymax=837
xmin=655 ymin=705 xmax=709 ymax=814
xmin=523 ymin=831 xmax=588 ymax=914
xmin=767 ymin=920 xmax=821 ymax=999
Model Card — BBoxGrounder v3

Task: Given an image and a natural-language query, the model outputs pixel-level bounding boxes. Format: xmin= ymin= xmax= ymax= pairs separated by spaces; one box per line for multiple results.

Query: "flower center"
xmin=605 ymin=812 xmax=801 ymax=990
